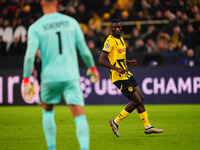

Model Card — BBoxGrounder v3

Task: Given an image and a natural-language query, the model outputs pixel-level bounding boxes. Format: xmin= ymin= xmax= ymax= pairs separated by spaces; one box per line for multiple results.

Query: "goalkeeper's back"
xmin=23 ymin=13 xmax=94 ymax=83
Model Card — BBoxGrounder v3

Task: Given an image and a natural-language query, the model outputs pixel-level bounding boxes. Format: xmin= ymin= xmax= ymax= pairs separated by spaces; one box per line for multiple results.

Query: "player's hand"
xmin=86 ymin=66 xmax=100 ymax=83
xmin=116 ymin=68 xmax=127 ymax=74
xmin=23 ymin=78 xmax=36 ymax=101
xmin=128 ymin=59 xmax=137 ymax=66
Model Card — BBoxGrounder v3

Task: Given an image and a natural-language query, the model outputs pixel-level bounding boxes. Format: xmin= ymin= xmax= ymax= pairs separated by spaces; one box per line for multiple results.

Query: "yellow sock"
xmin=115 ymin=109 xmax=130 ymax=123
xmin=139 ymin=111 xmax=151 ymax=127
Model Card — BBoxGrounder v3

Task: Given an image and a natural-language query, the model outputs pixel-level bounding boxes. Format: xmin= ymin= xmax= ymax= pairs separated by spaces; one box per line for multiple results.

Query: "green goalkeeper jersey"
xmin=23 ymin=13 xmax=95 ymax=83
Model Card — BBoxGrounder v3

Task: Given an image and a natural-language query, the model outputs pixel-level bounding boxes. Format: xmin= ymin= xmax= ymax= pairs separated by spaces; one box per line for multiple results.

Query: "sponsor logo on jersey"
xmin=118 ymin=48 xmax=126 ymax=54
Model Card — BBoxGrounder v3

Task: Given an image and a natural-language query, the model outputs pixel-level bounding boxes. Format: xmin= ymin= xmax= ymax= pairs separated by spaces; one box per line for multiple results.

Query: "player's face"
xmin=111 ymin=22 xmax=122 ymax=37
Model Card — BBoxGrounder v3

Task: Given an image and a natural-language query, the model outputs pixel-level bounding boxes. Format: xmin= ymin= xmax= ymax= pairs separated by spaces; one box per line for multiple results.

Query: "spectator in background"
xmin=180 ymin=13 xmax=191 ymax=35
xmin=125 ymin=2 xmax=136 ymax=20
xmin=19 ymin=4 xmax=32 ymax=29
xmin=8 ymin=0 xmax=18 ymax=16
xmin=0 ymin=0 xmax=9 ymax=13
xmin=101 ymin=0 xmax=112 ymax=15
xmin=2 ymin=19 xmax=13 ymax=51
xmin=85 ymin=29 xmax=99 ymax=48
xmin=8 ymin=37 xmax=21 ymax=55
xmin=102 ymin=12 xmax=111 ymax=23
xmin=21 ymin=35 xmax=28 ymax=55
xmin=0 ymin=17 xmax=3 ymax=38
xmin=151 ymin=0 xmax=165 ymax=16
xmin=171 ymin=26 xmax=185 ymax=51
xmin=0 ymin=36 xmax=6 ymax=55
xmin=120 ymin=10 xmax=132 ymax=33
xmin=164 ymin=10 xmax=179 ymax=34
xmin=117 ymin=0 xmax=131 ymax=10
xmin=176 ymin=0 xmax=186 ymax=13
xmin=13 ymin=19 xmax=27 ymax=43
xmin=136 ymin=11 xmax=147 ymax=32
xmin=145 ymin=38 xmax=156 ymax=53
xmin=135 ymin=39 xmax=146 ymax=52
xmin=190 ymin=5 xmax=199 ymax=18
xmin=153 ymin=10 xmax=165 ymax=30
xmin=163 ymin=0 xmax=175 ymax=13
xmin=176 ymin=10 xmax=182 ymax=20
xmin=99 ymin=27 xmax=110 ymax=46
xmin=192 ymin=12 xmax=200 ymax=30
xmin=128 ymin=28 xmax=141 ymax=52
xmin=140 ymin=0 xmax=151 ymax=19
xmin=1 ymin=7 xmax=12 ymax=21
xmin=184 ymin=24 xmax=196 ymax=49
xmin=110 ymin=3 xmax=121 ymax=20
xmin=65 ymin=6 xmax=76 ymax=18
xmin=87 ymin=40 xmax=101 ymax=55
xmin=88 ymin=11 xmax=102 ymax=32
xmin=0 ymin=17 xmax=3 ymax=27
xmin=75 ymin=4 xmax=89 ymax=24
xmin=192 ymin=25 xmax=200 ymax=50
xmin=155 ymin=32 xmax=170 ymax=52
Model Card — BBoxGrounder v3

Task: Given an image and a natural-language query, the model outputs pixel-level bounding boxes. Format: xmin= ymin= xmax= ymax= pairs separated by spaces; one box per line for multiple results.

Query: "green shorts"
xmin=41 ymin=80 xmax=84 ymax=106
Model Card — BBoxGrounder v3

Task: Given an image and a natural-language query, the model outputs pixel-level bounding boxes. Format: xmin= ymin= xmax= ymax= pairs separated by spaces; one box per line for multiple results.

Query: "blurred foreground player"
xmin=22 ymin=0 xmax=100 ymax=150
xmin=99 ymin=19 xmax=163 ymax=137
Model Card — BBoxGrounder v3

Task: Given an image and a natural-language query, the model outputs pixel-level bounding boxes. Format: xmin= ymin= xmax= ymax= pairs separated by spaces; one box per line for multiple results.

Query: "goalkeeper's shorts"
xmin=41 ymin=80 xmax=84 ymax=106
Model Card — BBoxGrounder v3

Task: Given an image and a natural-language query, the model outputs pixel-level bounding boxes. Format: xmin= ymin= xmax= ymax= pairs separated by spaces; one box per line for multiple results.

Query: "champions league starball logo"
xmin=80 ymin=76 xmax=92 ymax=98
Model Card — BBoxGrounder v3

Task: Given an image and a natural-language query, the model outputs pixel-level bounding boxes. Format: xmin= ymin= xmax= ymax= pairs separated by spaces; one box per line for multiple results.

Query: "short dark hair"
xmin=111 ymin=18 xmax=121 ymax=24
xmin=43 ymin=0 xmax=57 ymax=2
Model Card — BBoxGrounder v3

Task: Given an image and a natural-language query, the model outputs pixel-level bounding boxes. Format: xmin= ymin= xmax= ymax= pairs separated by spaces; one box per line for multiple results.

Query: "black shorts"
xmin=114 ymin=76 xmax=138 ymax=97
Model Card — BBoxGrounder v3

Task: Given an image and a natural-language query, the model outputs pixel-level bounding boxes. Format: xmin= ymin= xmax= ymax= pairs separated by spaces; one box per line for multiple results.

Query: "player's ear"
xmin=40 ymin=1 xmax=44 ymax=8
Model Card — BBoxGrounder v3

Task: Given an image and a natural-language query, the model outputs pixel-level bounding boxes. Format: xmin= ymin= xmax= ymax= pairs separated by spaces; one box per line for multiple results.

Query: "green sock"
xmin=75 ymin=115 xmax=89 ymax=150
xmin=42 ymin=110 xmax=56 ymax=150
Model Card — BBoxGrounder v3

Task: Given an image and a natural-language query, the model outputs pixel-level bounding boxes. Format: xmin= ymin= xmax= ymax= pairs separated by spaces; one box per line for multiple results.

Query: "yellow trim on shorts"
xmin=120 ymin=84 xmax=123 ymax=91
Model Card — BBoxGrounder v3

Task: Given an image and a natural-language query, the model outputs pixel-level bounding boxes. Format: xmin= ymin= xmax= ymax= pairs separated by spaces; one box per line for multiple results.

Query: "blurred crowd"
xmin=0 ymin=0 xmax=200 ymax=66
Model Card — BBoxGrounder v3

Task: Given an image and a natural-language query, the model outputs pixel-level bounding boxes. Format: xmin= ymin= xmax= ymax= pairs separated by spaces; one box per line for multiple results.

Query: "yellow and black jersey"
xmin=102 ymin=35 xmax=133 ymax=83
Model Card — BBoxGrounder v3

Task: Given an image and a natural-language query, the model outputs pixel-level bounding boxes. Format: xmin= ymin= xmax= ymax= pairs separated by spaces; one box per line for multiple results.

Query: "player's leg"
xmin=135 ymin=85 xmax=164 ymax=134
xmin=109 ymin=90 xmax=142 ymax=137
xmin=42 ymin=102 xmax=56 ymax=150
xmin=41 ymin=82 xmax=62 ymax=150
xmin=114 ymin=90 xmax=142 ymax=123
xmin=64 ymin=80 xmax=89 ymax=150
xmin=110 ymin=80 xmax=142 ymax=137
xmin=134 ymin=86 xmax=151 ymax=128
xmin=69 ymin=105 xmax=89 ymax=150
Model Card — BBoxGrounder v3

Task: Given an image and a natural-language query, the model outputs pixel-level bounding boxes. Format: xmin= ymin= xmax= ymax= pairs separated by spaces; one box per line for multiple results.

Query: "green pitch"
xmin=0 ymin=104 xmax=200 ymax=150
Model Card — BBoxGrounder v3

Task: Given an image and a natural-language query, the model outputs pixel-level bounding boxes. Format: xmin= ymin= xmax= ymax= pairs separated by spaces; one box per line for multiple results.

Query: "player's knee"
xmin=130 ymin=96 xmax=142 ymax=108
xmin=140 ymin=95 xmax=144 ymax=103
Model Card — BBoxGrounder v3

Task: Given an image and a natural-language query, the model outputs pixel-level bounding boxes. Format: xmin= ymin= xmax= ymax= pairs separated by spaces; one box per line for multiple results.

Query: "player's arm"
xmin=99 ymin=52 xmax=127 ymax=74
xmin=74 ymin=20 xmax=99 ymax=83
xmin=23 ymin=26 xmax=39 ymax=101
xmin=76 ymin=39 xmax=100 ymax=83
xmin=126 ymin=59 xmax=137 ymax=66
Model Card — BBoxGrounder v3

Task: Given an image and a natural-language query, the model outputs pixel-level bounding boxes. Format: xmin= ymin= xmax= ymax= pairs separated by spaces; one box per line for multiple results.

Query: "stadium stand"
xmin=0 ymin=0 xmax=200 ymax=67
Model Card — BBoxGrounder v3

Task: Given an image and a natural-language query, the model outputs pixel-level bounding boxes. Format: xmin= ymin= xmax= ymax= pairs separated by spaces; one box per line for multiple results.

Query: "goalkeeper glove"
xmin=86 ymin=66 xmax=100 ymax=83
xmin=23 ymin=78 xmax=36 ymax=101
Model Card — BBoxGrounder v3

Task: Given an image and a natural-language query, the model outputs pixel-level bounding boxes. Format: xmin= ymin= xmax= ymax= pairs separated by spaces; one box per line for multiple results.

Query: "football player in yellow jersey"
xmin=99 ymin=19 xmax=164 ymax=137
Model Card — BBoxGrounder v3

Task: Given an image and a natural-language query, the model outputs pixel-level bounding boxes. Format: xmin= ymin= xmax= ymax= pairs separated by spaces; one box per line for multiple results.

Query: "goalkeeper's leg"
xmin=69 ymin=105 xmax=89 ymax=150
xmin=42 ymin=103 xmax=56 ymax=150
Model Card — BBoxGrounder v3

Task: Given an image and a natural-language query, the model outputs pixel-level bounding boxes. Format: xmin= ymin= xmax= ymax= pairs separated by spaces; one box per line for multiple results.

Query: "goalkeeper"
xmin=22 ymin=0 xmax=99 ymax=150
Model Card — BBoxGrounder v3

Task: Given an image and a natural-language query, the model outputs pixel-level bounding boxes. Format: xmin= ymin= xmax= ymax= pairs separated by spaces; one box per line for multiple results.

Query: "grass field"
xmin=0 ymin=104 xmax=200 ymax=150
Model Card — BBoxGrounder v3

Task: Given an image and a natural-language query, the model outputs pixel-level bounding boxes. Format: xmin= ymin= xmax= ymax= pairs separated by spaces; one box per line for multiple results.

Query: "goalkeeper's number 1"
xmin=56 ymin=32 xmax=62 ymax=54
